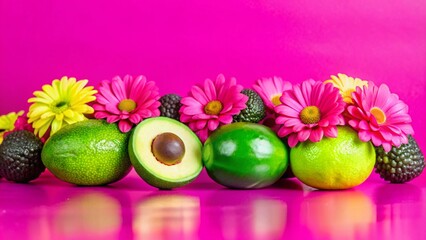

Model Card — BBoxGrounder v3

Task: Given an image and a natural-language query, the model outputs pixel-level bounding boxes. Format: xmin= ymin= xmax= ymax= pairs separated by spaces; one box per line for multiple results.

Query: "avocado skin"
xmin=159 ymin=94 xmax=182 ymax=121
xmin=233 ymin=89 xmax=266 ymax=123
xmin=375 ymin=135 xmax=425 ymax=183
xmin=0 ymin=130 xmax=45 ymax=183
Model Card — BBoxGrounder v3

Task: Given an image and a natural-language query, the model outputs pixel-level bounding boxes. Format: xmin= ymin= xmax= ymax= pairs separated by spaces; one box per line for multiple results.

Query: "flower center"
xmin=271 ymin=94 xmax=282 ymax=106
xmin=118 ymin=99 xmax=137 ymax=112
xmin=300 ymin=106 xmax=321 ymax=124
xmin=342 ymin=89 xmax=355 ymax=104
xmin=204 ymin=100 xmax=223 ymax=115
xmin=53 ymin=101 xmax=69 ymax=113
xmin=370 ymin=107 xmax=386 ymax=124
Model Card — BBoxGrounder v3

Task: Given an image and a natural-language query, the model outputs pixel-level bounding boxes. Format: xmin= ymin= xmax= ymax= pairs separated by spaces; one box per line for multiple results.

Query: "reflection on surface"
xmin=373 ymin=184 xmax=425 ymax=240
xmin=133 ymin=194 xmax=200 ymax=240
xmin=251 ymin=198 xmax=287 ymax=239
xmin=51 ymin=192 xmax=122 ymax=239
xmin=0 ymin=184 xmax=49 ymax=240
xmin=301 ymin=190 xmax=375 ymax=240
xmin=221 ymin=198 xmax=287 ymax=240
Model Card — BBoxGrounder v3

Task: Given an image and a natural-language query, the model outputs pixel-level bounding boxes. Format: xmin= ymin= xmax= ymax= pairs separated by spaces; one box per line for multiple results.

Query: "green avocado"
xmin=41 ymin=120 xmax=132 ymax=186
xmin=203 ymin=122 xmax=289 ymax=189
xmin=129 ymin=117 xmax=203 ymax=189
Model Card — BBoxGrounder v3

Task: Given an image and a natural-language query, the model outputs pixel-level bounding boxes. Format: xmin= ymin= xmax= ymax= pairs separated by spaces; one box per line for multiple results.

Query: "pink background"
xmin=1 ymin=1 xmax=425 ymax=149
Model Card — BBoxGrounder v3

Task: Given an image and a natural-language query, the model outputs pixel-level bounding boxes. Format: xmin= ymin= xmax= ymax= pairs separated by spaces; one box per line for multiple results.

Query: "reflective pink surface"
xmin=1 ymin=1 xmax=425 ymax=239
xmin=1 ymin=170 xmax=425 ymax=240
xmin=1 ymin=1 xmax=426 ymax=150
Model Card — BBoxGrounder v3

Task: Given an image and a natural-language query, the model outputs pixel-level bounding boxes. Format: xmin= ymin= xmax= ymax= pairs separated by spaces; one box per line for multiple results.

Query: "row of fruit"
xmin=0 ymin=74 xmax=424 ymax=190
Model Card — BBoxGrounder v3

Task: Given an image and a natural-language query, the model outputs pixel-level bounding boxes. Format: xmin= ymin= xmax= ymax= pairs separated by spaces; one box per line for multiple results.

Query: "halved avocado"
xmin=129 ymin=117 xmax=203 ymax=189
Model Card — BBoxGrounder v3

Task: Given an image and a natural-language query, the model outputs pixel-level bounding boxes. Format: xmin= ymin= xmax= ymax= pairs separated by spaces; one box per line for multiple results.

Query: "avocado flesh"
xmin=129 ymin=117 xmax=203 ymax=189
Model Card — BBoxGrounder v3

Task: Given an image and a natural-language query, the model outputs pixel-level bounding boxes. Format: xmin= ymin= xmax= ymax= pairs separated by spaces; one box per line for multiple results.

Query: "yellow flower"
xmin=325 ymin=73 xmax=368 ymax=104
xmin=28 ymin=76 xmax=97 ymax=138
xmin=0 ymin=111 xmax=24 ymax=143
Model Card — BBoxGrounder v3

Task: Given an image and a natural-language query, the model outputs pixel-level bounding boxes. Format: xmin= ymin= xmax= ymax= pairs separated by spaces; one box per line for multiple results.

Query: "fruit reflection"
xmin=301 ymin=190 xmax=376 ymax=240
xmin=374 ymin=184 xmax=424 ymax=240
xmin=51 ymin=192 xmax=121 ymax=239
xmin=133 ymin=194 xmax=200 ymax=239
xmin=220 ymin=198 xmax=287 ymax=239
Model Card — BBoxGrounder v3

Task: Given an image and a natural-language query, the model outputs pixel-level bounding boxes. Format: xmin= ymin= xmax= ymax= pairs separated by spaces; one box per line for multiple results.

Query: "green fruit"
xmin=0 ymin=130 xmax=45 ymax=183
xmin=129 ymin=117 xmax=203 ymax=189
xmin=41 ymin=120 xmax=131 ymax=186
xmin=375 ymin=135 xmax=425 ymax=183
xmin=233 ymin=89 xmax=266 ymax=123
xmin=291 ymin=126 xmax=375 ymax=190
xmin=203 ymin=122 xmax=289 ymax=189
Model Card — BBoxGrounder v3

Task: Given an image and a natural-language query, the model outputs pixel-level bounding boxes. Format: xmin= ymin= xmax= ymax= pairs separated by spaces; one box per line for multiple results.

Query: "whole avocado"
xmin=159 ymin=94 xmax=182 ymax=121
xmin=233 ymin=89 xmax=266 ymax=123
xmin=375 ymin=135 xmax=425 ymax=183
xmin=0 ymin=130 xmax=45 ymax=183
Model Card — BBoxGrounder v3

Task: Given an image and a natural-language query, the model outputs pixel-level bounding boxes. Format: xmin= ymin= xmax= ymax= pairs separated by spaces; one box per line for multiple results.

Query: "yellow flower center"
xmin=118 ymin=99 xmax=137 ymax=112
xmin=342 ymin=89 xmax=355 ymax=104
xmin=370 ymin=107 xmax=386 ymax=124
xmin=271 ymin=94 xmax=282 ymax=106
xmin=204 ymin=100 xmax=223 ymax=115
xmin=300 ymin=106 xmax=321 ymax=124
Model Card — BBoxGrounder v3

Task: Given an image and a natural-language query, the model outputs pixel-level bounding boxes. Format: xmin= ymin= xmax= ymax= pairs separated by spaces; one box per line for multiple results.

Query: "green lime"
xmin=203 ymin=122 xmax=289 ymax=189
xmin=291 ymin=126 xmax=375 ymax=190
xmin=41 ymin=119 xmax=131 ymax=185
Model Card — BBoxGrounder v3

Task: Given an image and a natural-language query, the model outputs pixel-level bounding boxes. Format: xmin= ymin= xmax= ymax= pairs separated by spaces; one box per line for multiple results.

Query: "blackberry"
xmin=233 ymin=89 xmax=266 ymax=123
xmin=375 ymin=135 xmax=425 ymax=183
xmin=159 ymin=94 xmax=182 ymax=121
xmin=0 ymin=130 xmax=45 ymax=183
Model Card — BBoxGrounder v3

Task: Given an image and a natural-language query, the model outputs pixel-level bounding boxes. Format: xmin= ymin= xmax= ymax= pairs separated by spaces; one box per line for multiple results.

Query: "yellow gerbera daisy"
xmin=0 ymin=111 xmax=24 ymax=143
xmin=28 ymin=76 xmax=97 ymax=138
xmin=324 ymin=73 xmax=368 ymax=104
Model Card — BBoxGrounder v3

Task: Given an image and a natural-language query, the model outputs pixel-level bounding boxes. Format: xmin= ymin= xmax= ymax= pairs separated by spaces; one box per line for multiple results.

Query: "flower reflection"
xmin=51 ymin=192 xmax=122 ymax=239
xmin=301 ymin=190 xmax=376 ymax=240
xmin=133 ymin=194 xmax=200 ymax=239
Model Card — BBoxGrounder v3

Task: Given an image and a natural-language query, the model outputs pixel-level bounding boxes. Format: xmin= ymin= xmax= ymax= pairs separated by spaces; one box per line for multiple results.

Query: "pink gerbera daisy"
xmin=253 ymin=77 xmax=293 ymax=131
xmin=253 ymin=76 xmax=292 ymax=110
xmin=275 ymin=80 xmax=346 ymax=147
xmin=346 ymin=83 xmax=413 ymax=152
xmin=180 ymin=74 xmax=248 ymax=142
xmin=93 ymin=75 xmax=161 ymax=133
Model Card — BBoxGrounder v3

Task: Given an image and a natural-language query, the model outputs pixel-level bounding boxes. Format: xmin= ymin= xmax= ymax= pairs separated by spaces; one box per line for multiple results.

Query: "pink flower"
xmin=93 ymin=75 xmax=161 ymax=133
xmin=275 ymin=80 xmax=346 ymax=147
xmin=253 ymin=77 xmax=292 ymax=111
xmin=180 ymin=74 xmax=248 ymax=142
xmin=3 ymin=115 xmax=48 ymax=143
xmin=346 ymin=83 xmax=413 ymax=152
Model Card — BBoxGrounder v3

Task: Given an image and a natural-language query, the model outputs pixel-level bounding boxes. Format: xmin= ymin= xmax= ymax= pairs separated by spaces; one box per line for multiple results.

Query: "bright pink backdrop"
xmin=1 ymin=1 xmax=425 ymax=149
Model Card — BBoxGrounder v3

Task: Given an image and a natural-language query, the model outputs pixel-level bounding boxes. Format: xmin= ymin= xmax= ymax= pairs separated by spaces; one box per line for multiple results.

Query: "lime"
xmin=291 ymin=126 xmax=375 ymax=190
xmin=41 ymin=120 xmax=131 ymax=185
xmin=203 ymin=122 xmax=289 ymax=189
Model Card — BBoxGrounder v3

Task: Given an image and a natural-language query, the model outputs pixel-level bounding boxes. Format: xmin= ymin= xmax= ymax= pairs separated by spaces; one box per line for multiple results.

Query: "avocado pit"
xmin=151 ymin=132 xmax=185 ymax=166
